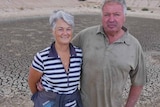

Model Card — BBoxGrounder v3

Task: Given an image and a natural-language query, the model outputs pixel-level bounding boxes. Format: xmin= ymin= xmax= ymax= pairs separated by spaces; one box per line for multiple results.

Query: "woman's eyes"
xmin=57 ymin=28 xmax=72 ymax=32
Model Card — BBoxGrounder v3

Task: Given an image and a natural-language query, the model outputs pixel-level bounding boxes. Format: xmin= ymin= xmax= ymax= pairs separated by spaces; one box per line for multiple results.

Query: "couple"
xmin=28 ymin=0 xmax=146 ymax=107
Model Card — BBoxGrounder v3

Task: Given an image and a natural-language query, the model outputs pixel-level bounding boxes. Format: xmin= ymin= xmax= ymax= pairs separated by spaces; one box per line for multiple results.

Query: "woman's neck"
xmin=54 ymin=42 xmax=70 ymax=72
xmin=55 ymin=43 xmax=70 ymax=53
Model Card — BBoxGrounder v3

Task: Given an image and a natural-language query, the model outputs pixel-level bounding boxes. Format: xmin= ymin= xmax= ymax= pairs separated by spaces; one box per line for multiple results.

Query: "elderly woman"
xmin=28 ymin=10 xmax=83 ymax=107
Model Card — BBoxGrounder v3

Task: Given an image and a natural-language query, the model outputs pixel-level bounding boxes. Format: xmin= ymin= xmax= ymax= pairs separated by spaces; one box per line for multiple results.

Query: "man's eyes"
xmin=67 ymin=28 xmax=72 ymax=31
xmin=104 ymin=13 xmax=121 ymax=16
xmin=114 ymin=13 xmax=120 ymax=16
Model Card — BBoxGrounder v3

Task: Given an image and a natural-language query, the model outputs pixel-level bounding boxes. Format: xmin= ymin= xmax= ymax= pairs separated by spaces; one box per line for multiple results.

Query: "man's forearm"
xmin=125 ymin=85 xmax=143 ymax=107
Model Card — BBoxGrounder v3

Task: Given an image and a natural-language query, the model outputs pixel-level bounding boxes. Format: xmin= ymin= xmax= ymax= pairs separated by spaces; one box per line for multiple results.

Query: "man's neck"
xmin=106 ymin=29 xmax=125 ymax=44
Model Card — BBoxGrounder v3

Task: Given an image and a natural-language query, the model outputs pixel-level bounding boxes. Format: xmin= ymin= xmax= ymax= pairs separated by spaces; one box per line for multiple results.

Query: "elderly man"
xmin=72 ymin=0 xmax=146 ymax=107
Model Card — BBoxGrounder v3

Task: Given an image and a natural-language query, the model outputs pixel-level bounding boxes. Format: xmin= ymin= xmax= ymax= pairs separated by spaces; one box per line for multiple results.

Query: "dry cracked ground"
xmin=0 ymin=14 xmax=160 ymax=107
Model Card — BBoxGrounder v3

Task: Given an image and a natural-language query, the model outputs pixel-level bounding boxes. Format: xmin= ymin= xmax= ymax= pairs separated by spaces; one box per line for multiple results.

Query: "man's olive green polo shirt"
xmin=72 ymin=25 xmax=146 ymax=107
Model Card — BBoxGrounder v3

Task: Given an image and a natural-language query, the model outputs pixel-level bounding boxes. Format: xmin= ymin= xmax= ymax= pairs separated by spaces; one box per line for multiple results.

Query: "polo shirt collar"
xmin=97 ymin=25 xmax=131 ymax=45
xmin=48 ymin=42 xmax=76 ymax=58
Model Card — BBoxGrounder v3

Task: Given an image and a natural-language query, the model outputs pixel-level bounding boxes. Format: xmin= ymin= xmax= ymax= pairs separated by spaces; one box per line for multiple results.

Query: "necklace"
xmin=58 ymin=53 xmax=70 ymax=72
xmin=55 ymin=44 xmax=70 ymax=72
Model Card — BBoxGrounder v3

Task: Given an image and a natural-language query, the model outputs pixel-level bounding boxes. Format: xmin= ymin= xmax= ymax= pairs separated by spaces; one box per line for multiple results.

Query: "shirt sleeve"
xmin=130 ymin=45 xmax=146 ymax=86
xmin=72 ymin=33 xmax=81 ymax=47
xmin=31 ymin=52 xmax=44 ymax=73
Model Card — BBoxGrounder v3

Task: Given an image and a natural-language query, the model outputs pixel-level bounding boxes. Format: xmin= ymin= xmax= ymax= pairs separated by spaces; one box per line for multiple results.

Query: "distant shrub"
xmin=127 ymin=7 xmax=131 ymax=10
xmin=19 ymin=7 xmax=24 ymax=10
xmin=141 ymin=8 xmax=149 ymax=11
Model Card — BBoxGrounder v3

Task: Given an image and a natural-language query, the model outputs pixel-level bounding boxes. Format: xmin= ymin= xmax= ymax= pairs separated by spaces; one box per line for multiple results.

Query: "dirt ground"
xmin=0 ymin=0 xmax=160 ymax=107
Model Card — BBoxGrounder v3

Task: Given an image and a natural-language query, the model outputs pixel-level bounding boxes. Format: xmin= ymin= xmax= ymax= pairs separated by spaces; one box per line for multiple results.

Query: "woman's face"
xmin=53 ymin=19 xmax=73 ymax=45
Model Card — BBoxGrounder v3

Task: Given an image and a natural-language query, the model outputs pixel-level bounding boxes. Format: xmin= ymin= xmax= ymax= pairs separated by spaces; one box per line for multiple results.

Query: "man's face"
xmin=102 ymin=2 xmax=126 ymax=34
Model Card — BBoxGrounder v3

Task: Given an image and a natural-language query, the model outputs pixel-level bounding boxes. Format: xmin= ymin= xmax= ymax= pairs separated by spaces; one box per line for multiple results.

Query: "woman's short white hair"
xmin=49 ymin=10 xmax=75 ymax=30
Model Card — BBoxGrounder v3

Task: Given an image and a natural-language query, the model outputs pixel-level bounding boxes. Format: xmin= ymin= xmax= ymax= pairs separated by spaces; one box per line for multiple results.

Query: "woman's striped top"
xmin=31 ymin=43 xmax=82 ymax=94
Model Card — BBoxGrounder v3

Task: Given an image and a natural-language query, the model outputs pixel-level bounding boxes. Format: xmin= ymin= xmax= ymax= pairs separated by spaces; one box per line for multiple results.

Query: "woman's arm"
xmin=28 ymin=66 xmax=43 ymax=94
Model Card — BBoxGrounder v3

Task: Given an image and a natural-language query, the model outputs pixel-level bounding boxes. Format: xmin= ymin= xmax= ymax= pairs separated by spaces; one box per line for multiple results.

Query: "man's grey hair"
xmin=49 ymin=10 xmax=75 ymax=30
xmin=101 ymin=0 xmax=127 ymax=15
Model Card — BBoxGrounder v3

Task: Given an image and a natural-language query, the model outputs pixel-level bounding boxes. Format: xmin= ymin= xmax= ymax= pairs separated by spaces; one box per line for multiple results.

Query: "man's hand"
xmin=36 ymin=80 xmax=44 ymax=91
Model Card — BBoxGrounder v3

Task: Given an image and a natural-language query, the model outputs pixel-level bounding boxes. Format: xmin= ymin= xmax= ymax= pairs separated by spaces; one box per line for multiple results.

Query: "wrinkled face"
xmin=102 ymin=2 xmax=126 ymax=34
xmin=53 ymin=19 xmax=73 ymax=45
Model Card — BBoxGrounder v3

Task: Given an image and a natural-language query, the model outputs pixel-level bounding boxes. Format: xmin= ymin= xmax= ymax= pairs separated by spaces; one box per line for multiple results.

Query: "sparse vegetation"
xmin=141 ymin=8 xmax=149 ymax=11
xmin=127 ymin=7 xmax=132 ymax=10
xmin=19 ymin=7 xmax=24 ymax=10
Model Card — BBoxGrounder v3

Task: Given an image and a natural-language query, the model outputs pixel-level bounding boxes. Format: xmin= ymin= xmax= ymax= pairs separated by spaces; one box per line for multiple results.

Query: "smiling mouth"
xmin=61 ymin=35 xmax=69 ymax=38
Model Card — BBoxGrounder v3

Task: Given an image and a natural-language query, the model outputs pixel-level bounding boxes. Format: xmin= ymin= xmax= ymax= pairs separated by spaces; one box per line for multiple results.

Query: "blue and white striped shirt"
xmin=32 ymin=43 xmax=82 ymax=94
